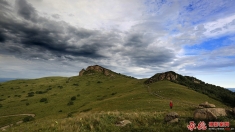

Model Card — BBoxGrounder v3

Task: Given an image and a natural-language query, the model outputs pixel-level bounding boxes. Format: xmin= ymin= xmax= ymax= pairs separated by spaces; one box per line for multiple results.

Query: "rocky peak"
xmin=79 ymin=65 xmax=111 ymax=76
xmin=144 ymin=71 xmax=178 ymax=84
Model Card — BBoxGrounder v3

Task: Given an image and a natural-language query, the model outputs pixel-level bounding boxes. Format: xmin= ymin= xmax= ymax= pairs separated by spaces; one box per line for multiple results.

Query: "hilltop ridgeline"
xmin=78 ymin=65 xmax=235 ymax=107
xmin=79 ymin=65 xmax=114 ymax=77
xmin=145 ymin=71 xmax=235 ymax=107
xmin=144 ymin=71 xmax=201 ymax=84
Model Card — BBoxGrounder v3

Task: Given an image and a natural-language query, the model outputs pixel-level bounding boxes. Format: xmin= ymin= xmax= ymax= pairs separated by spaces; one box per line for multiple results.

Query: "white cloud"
xmin=204 ymin=15 xmax=235 ymax=38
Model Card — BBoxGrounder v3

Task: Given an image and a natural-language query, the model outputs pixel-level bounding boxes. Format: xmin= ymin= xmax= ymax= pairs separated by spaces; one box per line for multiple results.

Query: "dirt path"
xmin=0 ymin=114 xmax=35 ymax=131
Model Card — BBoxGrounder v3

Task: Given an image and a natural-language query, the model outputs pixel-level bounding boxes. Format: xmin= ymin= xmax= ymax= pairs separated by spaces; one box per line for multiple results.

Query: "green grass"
xmin=0 ymin=72 xmax=234 ymax=131
xmin=0 ymin=115 xmax=28 ymax=127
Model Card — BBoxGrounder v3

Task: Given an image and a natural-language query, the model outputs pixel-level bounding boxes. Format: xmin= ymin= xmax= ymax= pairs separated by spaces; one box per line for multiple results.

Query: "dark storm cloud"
xmin=122 ymin=33 xmax=175 ymax=66
xmin=15 ymin=0 xmax=38 ymax=21
xmin=0 ymin=0 xmax=114 ymax=60
xmin=0 ymin=0 xmax=175 ymax=69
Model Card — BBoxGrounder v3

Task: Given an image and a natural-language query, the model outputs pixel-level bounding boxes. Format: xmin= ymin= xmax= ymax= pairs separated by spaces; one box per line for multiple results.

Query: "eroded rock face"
xmin=145 ymin=71 xmax=178 ymax=84
xmin=79 ymin=65 xmax=111 ymax=76
xmin=79 ymin=69 xmax=86 ymax=76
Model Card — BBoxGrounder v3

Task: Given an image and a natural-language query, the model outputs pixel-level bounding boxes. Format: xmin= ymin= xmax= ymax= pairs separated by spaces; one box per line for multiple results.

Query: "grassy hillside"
xmin=0 ymin=71 xmax=234 ymax=131
xmin=145 ymin=71 xmax=235 ymax=107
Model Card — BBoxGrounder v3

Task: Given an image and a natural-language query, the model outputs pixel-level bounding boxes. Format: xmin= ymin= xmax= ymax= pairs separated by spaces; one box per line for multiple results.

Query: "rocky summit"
xmin=144 ymin=71 xmax=178 ymax=84
xmin=79 ymin=65 xmax=113 ymax=76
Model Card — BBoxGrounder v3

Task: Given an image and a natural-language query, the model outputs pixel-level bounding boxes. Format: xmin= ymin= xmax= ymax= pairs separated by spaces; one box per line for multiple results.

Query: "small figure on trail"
xmin=170 ymin=100 xmax=173 ymax=109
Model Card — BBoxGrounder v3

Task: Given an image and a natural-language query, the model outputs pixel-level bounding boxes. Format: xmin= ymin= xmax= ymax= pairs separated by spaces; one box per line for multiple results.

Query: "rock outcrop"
xmin=194 ymin=108 xmax=228 ymax=120
xmin=207 ymin=108 xmax=227 ymax=116
xmin=199 ymin=102 xmax=216 ymax=108
xmin=79 ymin=69 xmax=86 ymax=76
xmin=194 ymin=109 xmax=217 ymax=120
xmin=164 ymin=112 xmax=179 ymax=123
xmin=145 ymin=71 xmax=178 ymax=84
xmin=79 ymin=65 xmax=112 ymax=76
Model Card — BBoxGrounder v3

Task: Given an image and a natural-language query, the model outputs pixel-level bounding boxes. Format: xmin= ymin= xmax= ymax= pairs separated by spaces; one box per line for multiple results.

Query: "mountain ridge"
xmin=144 ymin=70 xmax=235 ymax=107
xmin=78 ymin=65 xmax=235 ymax=107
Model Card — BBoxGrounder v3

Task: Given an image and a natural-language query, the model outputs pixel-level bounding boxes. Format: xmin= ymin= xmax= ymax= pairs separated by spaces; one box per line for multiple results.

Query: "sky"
xmin=0 ymin=0 xmax=235 ymax=88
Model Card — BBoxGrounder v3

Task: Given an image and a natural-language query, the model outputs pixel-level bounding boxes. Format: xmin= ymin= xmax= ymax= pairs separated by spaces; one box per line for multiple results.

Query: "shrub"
xmin=111 ymin=92 xmax=117 ymax=95
xmin=26 ymin=102 xmax=29 ymax=106
xmin=0 ymin=98 xmax=5 ymax=101
xmin=59 ymin=110 xmax=62 ymax=112
xmin=67 ymin=101 xmax=74 ymax=106
xmin=23 ymin=116 xmax=34 ymax=122
xmin=58 ymin=86 xmax=63 ymax=89
xmin=73 ymin=83 xmax=79 ymax=86
xmin=40 ymin=98 xmax=48 ymax=102
xmin=67 ymin=112 xmax=73 ymax=117
xmin=36 ymin=91 xmax=43 ymax=94
xmin=27 ymin=92 xmax=34 ymax=97
xmin=97 ymin=81 xmax=102 ymax=83
xmin=0 ymin=104 xmax=2 ymax=108
xmin=77 ymin=94 xmax=80 ymax=97
xmin=71 ymin=96 xmax=76 ymax=101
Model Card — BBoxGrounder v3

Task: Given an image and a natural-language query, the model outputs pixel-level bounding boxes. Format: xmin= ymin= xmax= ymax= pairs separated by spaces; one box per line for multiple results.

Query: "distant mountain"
xmin=145 ymin=71 xmax=235 ymax=107
xmin=0 ymin=78 xmax=18 ymax=83
xmin=227 ymin=88 xmax=235 ymax=92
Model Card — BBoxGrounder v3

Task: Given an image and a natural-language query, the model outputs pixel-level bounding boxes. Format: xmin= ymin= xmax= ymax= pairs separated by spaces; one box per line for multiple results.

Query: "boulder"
xmin=207 ymin=108 xmax=227 ymax=116
xmin=199 ymin=102 xmax=216 ymax=108
xmin=194 ymin=109 xmax=217 ymax=120
xmin=168 ymin=118 xmax=179 ymax=123
xmin=116 ymin=120 xmax=132 ymax=127
xmin=164 ymin=112 xmax=179 ymax=123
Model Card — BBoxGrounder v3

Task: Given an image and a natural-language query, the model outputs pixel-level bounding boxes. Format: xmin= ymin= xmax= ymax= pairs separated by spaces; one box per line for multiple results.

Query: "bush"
xmin=26 ymin=102 xmax=29 ymax=106
xmin=111 ymin=92 xmax=117 ymax=95
xmin=71 ymin=96 xmax=76 ymax=101
xmin=59 ymin=110 xmax=62 ymax=112
xmin=23 ymin=116 xmax=34 ymax=122
xmin=36 ymin=91 xmax=43 ymax=94
xmin=77 ymin=94 xmax=80 ymax=97
xmin=67 ymin=112 xmax=73 ymax=117
xmin=40 ymin=98 xmax=48 ymax=102
xmin=27 ymin=92 xmax=34 ymax=97
xmin=0 ymin=104 xmax=2 ymax=108
xmin=67 ymin=101 xmax=74 ymax=106
xmin=97 ymin=81 xmax=102 ymax=83
xmin=73 ymin=83 xmax=79 ymax=86
xmin=58 ymin=86 xmax=63 ymax=89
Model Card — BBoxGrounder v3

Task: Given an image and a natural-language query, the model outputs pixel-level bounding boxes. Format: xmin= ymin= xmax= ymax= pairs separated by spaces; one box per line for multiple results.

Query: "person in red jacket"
xmin=170 ymin=100 xmax=173 ymax=109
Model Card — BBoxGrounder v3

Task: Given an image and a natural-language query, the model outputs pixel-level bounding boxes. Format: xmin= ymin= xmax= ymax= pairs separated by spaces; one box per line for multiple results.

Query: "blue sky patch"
xmin=184 ymin=35 xmax=235 ymax=54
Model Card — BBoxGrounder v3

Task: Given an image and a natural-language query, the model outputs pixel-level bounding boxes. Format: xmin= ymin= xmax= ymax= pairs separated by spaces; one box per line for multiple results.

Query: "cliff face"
xmin=79 ymin=65 xmax=111 ymax=76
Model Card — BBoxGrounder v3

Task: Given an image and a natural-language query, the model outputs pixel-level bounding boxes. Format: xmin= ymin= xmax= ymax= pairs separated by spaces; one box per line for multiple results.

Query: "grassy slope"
xmin=0 ymin=73 xmax=234 ymax=131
